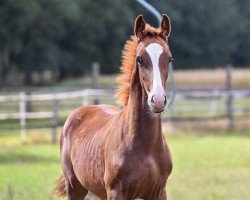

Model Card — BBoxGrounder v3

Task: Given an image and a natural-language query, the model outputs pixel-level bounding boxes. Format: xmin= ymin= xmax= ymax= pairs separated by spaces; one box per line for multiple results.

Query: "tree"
xmin=153 ymin=0 xmax=240 ymax=68
xmin=0 ymin=0 xmax=38 ymax=85
xmin=57 ymin=0 xmax=135 ymax=79
xmin=232 ymin=0 xmax=250 ymax=66
xmin=0 ymin=0 xmax=249 ymax=86
xmin=15 ymin=0 xmax=79 ymax=84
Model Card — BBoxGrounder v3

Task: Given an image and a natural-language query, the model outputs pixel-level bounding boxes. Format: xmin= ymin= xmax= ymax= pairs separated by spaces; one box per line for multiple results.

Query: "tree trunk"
xmin=0 ymin=47 xmax=10 ymax=86
xmin=58 ymin=64 xmax=66 ymax=81
xmin=24 ymin=70 xmax=32 ymax=86
xmin=0 ymin=50 xmax=4 ymax=86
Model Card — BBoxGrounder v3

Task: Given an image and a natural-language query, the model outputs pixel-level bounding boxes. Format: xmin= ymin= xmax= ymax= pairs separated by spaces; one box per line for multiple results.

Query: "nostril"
xmin=164 ymin=95 xmax=167 ymax=105
xmin=151 ymin=95 xmax=155 ymax=103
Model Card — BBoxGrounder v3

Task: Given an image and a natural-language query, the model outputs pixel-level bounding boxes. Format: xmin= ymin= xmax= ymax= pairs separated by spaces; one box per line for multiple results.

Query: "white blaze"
xmin=145 ymin=43 xmax=165 ymax=108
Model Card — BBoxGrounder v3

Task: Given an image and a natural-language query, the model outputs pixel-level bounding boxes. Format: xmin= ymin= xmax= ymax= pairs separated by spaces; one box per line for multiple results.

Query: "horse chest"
xmin=110 ymin=154 xmax=169 ymax=197
xmin=127 ymin=156 xmax=167 ymax=185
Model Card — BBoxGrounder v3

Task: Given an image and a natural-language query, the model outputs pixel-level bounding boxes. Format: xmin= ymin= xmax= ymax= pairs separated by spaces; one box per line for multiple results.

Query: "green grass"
xmin=167 ymin=133 xmax=250 ymax=200
xmin=0 ymin=131 xmax=250 ymax=200
xmin=0 ymin=144 xmax=60 ymax=200
xmin=0 ymin=129 xmax=61 ymax=200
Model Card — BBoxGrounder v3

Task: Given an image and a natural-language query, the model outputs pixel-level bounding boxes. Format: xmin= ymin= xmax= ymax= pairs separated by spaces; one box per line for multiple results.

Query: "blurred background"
xmin=0 ymin=0 xmax=250 ymax=200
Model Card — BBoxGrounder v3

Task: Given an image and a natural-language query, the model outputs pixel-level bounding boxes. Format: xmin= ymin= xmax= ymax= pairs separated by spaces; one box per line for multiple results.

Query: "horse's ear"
xmin=134 ymin=14 xmax=146 ymax=40
xmin=161 ymin=14 xmax=171 ymax=38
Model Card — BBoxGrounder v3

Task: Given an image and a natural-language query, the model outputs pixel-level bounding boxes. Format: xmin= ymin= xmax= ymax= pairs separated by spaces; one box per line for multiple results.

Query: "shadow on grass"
xmin=0 ymin=151 xmax=60 ymax=164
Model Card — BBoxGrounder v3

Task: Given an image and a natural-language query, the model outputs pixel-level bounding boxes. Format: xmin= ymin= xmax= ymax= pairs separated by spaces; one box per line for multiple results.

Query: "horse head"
xmin=134 ymin=14 xmax=173 ymax=114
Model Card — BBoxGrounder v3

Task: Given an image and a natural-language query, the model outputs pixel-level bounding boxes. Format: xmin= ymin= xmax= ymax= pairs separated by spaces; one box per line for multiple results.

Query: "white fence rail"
xmin=1 ymin=88 xmax=250 ymax=142
xmin=0 ymin=89 xmax=114 ymax=142
xmin=0 ymin=89 xmax=113 ymax=103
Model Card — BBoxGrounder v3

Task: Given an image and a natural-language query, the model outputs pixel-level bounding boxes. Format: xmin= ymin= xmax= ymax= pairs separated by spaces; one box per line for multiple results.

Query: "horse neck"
xmin=124 ymin=65 xmax=162 ymax=145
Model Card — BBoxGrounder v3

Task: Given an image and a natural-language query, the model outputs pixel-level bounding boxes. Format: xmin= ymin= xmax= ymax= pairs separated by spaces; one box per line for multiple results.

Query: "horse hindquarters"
xmin=57 ymin=127 xmax=89 ymax=200
xmin=58 ymin=105 xmax=118 ymax=200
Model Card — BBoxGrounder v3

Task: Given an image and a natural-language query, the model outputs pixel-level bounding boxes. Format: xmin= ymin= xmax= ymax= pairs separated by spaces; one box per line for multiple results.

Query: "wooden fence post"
xmin=26 ymin=90 xmax=32 ymax=112
xmin=92 ymin=62 xmax=100 ymax=105
xmin=19 ymin=92 xmax=26 ymax=141
xmin=82 ymin=90 xmax=89 ymax=105
xmin=51 ymin=99 xmax=59 ymax=144
xmin=226 ymin=64 xmax=234 ymax=130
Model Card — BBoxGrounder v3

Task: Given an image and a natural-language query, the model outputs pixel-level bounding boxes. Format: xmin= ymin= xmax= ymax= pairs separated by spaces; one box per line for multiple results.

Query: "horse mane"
xmin=116 ymin=24 xmax=162 ymax=107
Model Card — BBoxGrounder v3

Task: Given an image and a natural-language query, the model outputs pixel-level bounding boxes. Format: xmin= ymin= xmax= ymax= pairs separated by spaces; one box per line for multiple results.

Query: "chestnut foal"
xmin=55 ymin=14 xmax=173 ymax=200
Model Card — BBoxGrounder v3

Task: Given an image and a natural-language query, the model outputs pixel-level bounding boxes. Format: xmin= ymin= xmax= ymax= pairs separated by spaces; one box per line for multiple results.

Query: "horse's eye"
xmin=136 ymin=56 xmax=143 ymax=65
xmin=169 ymin=58 xmax=174 ymax=63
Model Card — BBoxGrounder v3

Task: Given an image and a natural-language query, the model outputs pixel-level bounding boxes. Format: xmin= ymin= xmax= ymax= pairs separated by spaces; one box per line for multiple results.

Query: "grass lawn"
xmin=0 ymin=144 xmax=60 ymax=200
xmin=167 ymin=133 xmax=250 ymax=200
xmin=0 ymin=130 xmax=61 ymax=200
xmin=0 ymin=131 xmax=250 ymax=200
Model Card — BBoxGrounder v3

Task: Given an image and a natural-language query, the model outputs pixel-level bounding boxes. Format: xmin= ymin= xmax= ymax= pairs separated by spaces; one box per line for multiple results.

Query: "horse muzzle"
xmin=149 ymin=93 xmax=167 ymax=113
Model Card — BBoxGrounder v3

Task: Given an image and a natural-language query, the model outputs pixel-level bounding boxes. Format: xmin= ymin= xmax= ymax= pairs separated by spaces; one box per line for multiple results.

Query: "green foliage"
xmin=0 ymin=0 xmax=249 ymax=85
xmin=231 ymin=0 xmax=250 ymax=66
xmin=0 ymin=131 xmax=250 ymax=199
xmin=57 ymin=0 xmax=134 ymax=77
xmin=154 ymin=0 xmax=242 ymax=67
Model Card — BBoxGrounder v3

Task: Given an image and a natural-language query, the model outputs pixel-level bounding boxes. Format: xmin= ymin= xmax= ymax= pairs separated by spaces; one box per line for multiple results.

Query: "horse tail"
xmin=54 ymin=174 xmax=67 ymax=197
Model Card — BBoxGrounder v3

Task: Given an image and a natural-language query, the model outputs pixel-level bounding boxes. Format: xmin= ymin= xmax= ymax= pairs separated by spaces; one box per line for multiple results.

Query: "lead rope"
xmin=166 ymin=62 xmax=176 ymax=109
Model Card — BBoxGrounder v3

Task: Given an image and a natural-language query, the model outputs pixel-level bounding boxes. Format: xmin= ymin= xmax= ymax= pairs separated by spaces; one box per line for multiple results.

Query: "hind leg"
xmin=62 ymin=153 xmax=88 ymax=199
xmin=65 ymin=175 xmax=88 ymax=200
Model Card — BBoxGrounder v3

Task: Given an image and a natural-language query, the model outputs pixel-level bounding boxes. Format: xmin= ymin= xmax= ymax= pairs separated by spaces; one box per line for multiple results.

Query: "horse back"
xmin=62 ymin=104 xmax=119 ymax=139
